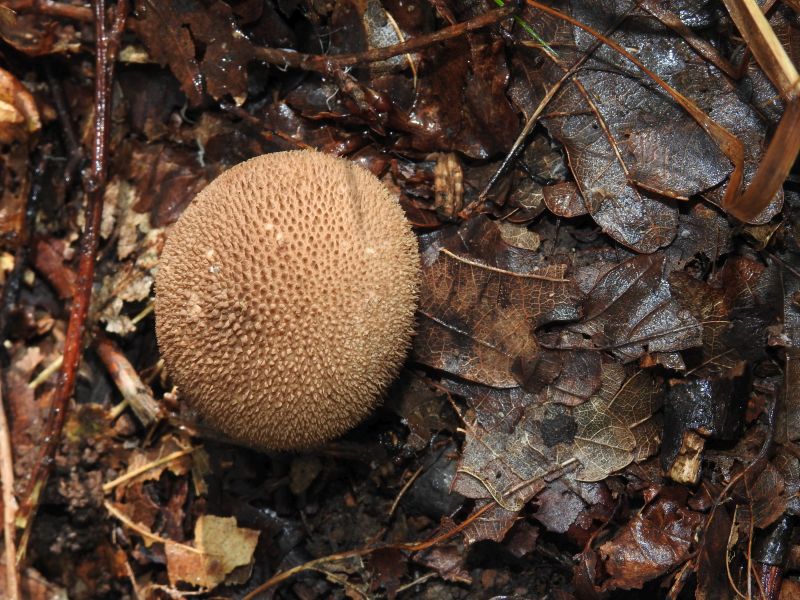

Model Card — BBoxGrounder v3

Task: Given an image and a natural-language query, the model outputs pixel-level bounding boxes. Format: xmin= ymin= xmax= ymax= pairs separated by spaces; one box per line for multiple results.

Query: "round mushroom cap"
xmin=155 ymin=150 xmax=419 ymax=451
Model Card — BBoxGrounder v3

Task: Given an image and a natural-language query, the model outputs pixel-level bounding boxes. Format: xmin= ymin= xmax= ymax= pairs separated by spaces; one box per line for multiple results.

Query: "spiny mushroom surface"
xmin=155 ymin=150 xmax=419 ymax=451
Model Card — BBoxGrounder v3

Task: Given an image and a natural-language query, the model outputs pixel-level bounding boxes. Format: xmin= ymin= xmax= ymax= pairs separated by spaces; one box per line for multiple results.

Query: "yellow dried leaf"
xmin=165 ymin=515 xmax=260 ymax=589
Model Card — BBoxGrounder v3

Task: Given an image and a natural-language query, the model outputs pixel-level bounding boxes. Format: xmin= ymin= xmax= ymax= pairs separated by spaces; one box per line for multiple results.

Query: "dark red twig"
xmin=16 ymin=0 xmax=129 ymax=561
xmin=4 ymin=0 xmax=96 ymax=22
xmin=252 ymin=5 xmax=516 ymax=73
xmin=9 ymin=1 xmax=515 ymax=75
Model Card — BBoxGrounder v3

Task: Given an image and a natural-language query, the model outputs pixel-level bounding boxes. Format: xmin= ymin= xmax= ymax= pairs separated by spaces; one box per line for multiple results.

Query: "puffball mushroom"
xmin=155 ymin=150 xmax=419 ymax=451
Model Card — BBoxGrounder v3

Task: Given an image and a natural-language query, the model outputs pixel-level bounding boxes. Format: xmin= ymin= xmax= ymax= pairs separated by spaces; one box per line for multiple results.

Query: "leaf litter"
xmin=1 ymin=0 xmax=800 ymax=598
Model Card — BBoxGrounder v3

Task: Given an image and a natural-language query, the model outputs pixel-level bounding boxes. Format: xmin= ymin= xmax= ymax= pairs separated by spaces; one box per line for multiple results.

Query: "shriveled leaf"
xmin=369 ymin=547 xmax=408 ymax=596
xmin=669 ymin=271 xmax=741 ymax=377
xmin=454 ymin=400 xmax=554 ymax=512
xmin=546 ymin=350 xmax=602 ymax=406
xmin=666 ymin=205 xmax=733 ymax=272
xmin=393 ymin=378 xmax=453 ymax=451
xmin=95 ymin=178 xmax=165 ymax=335
xmin=573 ymin=399 xmax=635 ymax=483
xmin=532 ymin=474 xmax=613 ymax=538
xmin=543 ymin=182 xmax=587 ymax=218
xmin=112 ymin=435 xmax=193 ymax=498
xmin=389 ymin=12 xmax=519 ymax=158
xmin=0 ymin=67 xmax=40 ymax=143
xmin=461 ymin=501 xmax=523 ymax=545
xmin=543 ymin=80 xmax=681 ymax=253
xmin=598 ymin=493 xmax=702 ymax=591
xmin=446 ymin=379 xmax=573 ymax=517
xmin=165 ymin=515 xmax=260 ymax=589
xmin=574 ymin=364 xmax=663 ymax=482
xmin=495 ymin=221 xmax=540 ymax=252
xmin=414 ymin=544 xmax=471 ymax=584
xmin=415 ymin=218 xmax=582 ymax=387
xmin=134 ymin=0 xmax=255 ymax=105
xmin=118 ymin=139 xmax=213 ymax=227
xmin=0 ymin=10 xmax=81 ymax=56
xmin=570 ymin=253 xmax=702 ymax=361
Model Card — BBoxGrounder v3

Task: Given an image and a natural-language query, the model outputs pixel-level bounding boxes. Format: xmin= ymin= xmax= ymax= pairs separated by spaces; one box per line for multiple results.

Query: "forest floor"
xmin=1 ymin=0 xmax=800 ymax=599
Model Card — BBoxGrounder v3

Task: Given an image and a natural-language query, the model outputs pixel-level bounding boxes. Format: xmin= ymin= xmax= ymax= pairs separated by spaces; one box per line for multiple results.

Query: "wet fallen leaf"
xmin=574 ymin=364 xmax=662 ymax=482
xmin=387 ymin=8 xmax=519 ymax=158
xmin=133 ymin=0 xmax=255 ymax=105
xmin=415 ymin=217 xmax=582 ymax=388
xmin=598 ymin=491 xmax=703 ymax=590
xmin=570 ymin=253 xmax=702 ymax=362
xmin=415 ymin=543 xmax=471 ymax=584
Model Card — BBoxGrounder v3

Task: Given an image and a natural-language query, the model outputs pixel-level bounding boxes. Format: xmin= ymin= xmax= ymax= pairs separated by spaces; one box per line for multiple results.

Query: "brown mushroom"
xmin=155 ymin=150 xmax=419 ymax=451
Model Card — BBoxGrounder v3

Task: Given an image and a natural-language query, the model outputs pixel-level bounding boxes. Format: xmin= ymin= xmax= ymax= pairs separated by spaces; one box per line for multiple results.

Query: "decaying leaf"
xmin=0 ymin=9 xmax=81 ymax=56
xmin=414 ymin=217 xmax=582 ymax=388
xmin=111 ymin=435 xmax=193 ymax=497
xmin=389 ymin=8 xmax=519 ymax=158
xmin=570 ymin=253 xmax=702 ymax=362
xmin=574 ymin=364 xmax=662 ymax=482
xmin=95 ymin=178 xmax=165 ymax=335
xmin=165 ymin=515 xmax=260 ymax=589
xmin=414 ymin=544 xmax=471 ymax=585
xmin=597 ymin=492 xmax=703 ymax=590
xmin=0 ymin=67 xmax=40 ymax=143
xmin=133 ymin=0 xmax=255 ymax=105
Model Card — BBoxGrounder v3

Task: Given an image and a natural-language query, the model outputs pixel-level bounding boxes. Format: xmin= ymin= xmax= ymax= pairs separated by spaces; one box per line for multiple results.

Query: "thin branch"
xmin=241 ymin=501 xmax=496 ymax=599
xmin=102 ymin=446 xmax=196 ymax=493
xmin=251 ymin=5 xmax=517 ymax=73
xmin=0 ymin=382 xmax=19 ymax=599
xmin=95 ymin=335 xmax=160 ymax=426
xmin=16 ymin=0 xmax=129 ymax=561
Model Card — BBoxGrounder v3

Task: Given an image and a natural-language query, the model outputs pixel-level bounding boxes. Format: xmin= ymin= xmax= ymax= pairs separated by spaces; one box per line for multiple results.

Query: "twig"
xmin=395 ymin=572 xmax=436 ymax=594
xmin=241 ymin=501 xmax=495 ymax=599
xmin=16 ymin=0 xmax=129 ymax=562
xmin=102 ymin=446 xmax=196 ymax=493
xmin=387 ymin=464 xmax=424 ymax=518
xmin=103 ymin=500 xmax=201 ymax=551
xmin=251 ymin=5 xmax=517 ymax=73
xmin=0 ymin=381 xmax=19 ymax=599
xmin=95 ymin=335 xmax=160 ymax=425
xmin=27 ymin=355 xmax=63 ymax=390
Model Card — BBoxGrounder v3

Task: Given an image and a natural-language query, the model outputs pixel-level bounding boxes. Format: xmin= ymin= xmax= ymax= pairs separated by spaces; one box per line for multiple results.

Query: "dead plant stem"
xmin=0 ymin=382 xmax=19 ymax=599
xmin=16 ymin=0 xmax=129 ymax=562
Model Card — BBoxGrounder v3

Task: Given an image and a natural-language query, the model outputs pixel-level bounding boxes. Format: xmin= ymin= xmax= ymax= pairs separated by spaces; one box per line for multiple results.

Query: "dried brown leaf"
xmin=574 ymin=364 xmax=662 ymax=482
xmin=0 ymin=67 xmax=40 ymax=143
xmin=598 ymin=493 xmax=702 ymax=590
xmin=415 ymin=218 xmax=582 ymax=387
xmin=571 ymin=253 xmax=702 ymax=361
xmin=133 ymin=0 xmax=255 ymax=105
xmin=165 ymin=515 xmax=259 ymax=589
